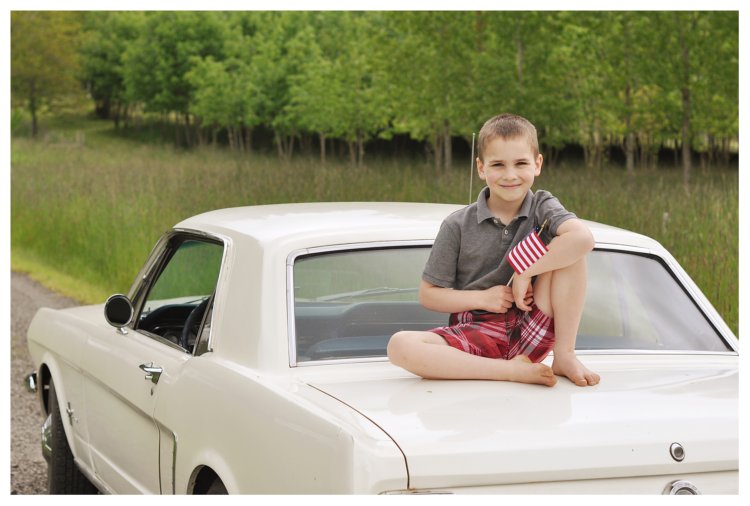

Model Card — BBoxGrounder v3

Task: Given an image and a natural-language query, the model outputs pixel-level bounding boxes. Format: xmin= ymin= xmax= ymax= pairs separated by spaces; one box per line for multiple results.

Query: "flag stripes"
xmin=507 ymin=230 xmax=548 ymax=274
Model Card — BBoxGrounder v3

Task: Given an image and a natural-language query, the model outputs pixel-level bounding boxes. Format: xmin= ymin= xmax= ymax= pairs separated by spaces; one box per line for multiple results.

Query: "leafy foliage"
xmin=11 ymin=11 xmax=738 ymax=168
xmin=10 ymin=11 xmax=84 ymax=136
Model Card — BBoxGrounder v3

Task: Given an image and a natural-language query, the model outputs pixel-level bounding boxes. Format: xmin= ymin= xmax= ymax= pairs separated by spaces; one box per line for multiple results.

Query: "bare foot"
xmin=551 ymin=352 xmax=600 ymax=386
xmin=508 ymin=355 xmax=557 ymax=387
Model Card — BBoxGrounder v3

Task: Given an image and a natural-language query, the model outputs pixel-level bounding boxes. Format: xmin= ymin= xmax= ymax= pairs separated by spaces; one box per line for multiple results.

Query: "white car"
xmin=26 ymin=202 xmax=738 ymax=494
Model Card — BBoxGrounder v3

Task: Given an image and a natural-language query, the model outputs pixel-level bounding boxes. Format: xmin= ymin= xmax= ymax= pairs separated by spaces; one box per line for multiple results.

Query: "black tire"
xmin=206 ymin=478 xmax=228 ymax=494
xmin=47 ymin=378 xmax=98 ymax=494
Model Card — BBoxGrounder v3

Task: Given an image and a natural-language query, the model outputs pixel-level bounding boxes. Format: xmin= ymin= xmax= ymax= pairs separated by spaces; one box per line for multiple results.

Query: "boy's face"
xmin=477 ymin=135 xmax=542 ymax=209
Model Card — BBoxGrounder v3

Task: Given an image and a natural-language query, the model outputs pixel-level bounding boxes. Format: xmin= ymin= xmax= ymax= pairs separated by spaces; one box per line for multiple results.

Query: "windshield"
xmin=291 ymin=247 xmax=731 ymax=363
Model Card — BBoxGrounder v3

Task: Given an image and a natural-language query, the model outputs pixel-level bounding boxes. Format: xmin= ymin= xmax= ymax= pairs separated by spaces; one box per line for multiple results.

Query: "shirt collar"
xmin=476 ymin=187 xmax=534 ymax=224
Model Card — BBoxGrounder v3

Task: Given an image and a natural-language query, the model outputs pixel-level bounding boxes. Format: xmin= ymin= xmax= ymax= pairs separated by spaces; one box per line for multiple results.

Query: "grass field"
xmin=10 ymin=117 xmax=739 ymax=336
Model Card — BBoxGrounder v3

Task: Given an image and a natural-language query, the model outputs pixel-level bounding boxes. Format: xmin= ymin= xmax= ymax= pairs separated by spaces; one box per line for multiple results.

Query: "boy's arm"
xmin=420 ymin=279 xmax=518 ymax=314
xmin=512 ymin=218 xmax=595 ymax=310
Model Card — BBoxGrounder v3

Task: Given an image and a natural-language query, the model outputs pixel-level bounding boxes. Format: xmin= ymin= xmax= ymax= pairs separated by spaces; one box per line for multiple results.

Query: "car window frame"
xmin=286 ymin=241 xmax=738 ymax=367
xmin=127 ymin=228 xmax=229 ymax=356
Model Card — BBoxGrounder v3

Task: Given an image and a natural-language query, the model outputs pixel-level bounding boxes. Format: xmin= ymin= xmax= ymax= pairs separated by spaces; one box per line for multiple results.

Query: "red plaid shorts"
xmin=429 ymin=305 xmax=555 ymax=363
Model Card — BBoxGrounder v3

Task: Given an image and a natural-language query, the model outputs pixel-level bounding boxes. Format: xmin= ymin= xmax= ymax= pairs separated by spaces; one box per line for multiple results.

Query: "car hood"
xmin=306 ymin=355 xmax=738 ymax=490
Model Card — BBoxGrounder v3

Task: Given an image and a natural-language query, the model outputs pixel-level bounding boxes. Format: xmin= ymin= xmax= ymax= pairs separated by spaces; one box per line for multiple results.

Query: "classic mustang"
xmin=26 ymin=202 xmax=738 ymax=494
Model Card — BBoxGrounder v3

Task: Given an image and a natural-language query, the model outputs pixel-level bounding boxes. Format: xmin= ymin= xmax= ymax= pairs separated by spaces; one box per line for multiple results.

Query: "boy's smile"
xmin=476 ymin=135 xmax=543 ymax=217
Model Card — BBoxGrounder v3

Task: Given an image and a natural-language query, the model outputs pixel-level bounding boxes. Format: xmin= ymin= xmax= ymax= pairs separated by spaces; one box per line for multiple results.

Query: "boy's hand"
xmin=512 ymin=274 xmax=534 ymax=311
xmin=481 ymin=285 xmax=515 ymax=313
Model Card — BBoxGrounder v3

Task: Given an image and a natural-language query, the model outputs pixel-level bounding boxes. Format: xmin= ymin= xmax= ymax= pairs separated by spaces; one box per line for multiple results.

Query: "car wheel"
xmin=47 ymin=378 xmax=98 ymax=494
xmin=206 ymin=478 xmax=228 ymax=494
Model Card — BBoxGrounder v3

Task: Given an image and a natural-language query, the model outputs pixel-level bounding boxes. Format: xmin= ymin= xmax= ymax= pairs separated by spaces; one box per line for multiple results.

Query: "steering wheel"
xmin=180 ymin=297 xmax=211 ymax=351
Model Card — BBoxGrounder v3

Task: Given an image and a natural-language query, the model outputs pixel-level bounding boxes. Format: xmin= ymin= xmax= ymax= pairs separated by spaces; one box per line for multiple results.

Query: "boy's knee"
xmin=387 ymin=331 xmax=409 ymax=364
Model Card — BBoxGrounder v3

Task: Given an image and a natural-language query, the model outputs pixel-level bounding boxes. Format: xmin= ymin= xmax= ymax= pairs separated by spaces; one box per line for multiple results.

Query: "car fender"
xmin=28 ymin=309 xmax=95 ymax=475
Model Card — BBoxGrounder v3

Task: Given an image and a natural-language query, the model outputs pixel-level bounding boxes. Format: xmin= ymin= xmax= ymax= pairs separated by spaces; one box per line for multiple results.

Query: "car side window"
xmin=136 ymin=237 xmax=223 ymax=353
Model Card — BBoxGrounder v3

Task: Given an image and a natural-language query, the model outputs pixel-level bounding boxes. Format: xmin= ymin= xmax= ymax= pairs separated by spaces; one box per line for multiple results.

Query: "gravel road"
xmin=10 ymin=271 xmax=80 ymax=495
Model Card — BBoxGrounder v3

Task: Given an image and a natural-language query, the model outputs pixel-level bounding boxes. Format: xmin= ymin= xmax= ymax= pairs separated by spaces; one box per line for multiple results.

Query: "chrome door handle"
xmin=139 ymin=363 xmax=163 ymax=384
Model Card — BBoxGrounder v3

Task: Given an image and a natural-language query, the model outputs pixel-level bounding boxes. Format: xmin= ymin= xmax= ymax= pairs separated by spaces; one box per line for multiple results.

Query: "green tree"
xmin=288 ymin=12 xmax=390 ymax=166
xmin=245 ymin=12 xmax=298 ymax=160
xmin=78 ymin=12 xmax=144 ymax=127
xmin=122 ymin=11 xmax=228 ymax=145
xmin=653 ymin=11 xmax=738 ymax=183
xmin=187 ymin=55 xmax=258 ymax=150
xmin=11 ymin=11 xmax=83 ymax=137
xmin=475 ymin=12 xmax=576 ymax=159
xmin=378 ymin=12 xmax=479 ymax=170
xmin=688 ymin=12 xmax=738 ymax=168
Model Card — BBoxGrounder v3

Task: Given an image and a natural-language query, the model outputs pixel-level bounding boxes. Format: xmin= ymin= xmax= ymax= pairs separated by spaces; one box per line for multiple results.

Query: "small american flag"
xmin=507 ymin=227 xmax=548 ymax=275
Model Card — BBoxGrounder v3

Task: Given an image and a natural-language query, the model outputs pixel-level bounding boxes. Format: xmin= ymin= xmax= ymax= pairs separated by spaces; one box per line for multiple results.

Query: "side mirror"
xmin=104 ymin=294 xmax=134 ymax=329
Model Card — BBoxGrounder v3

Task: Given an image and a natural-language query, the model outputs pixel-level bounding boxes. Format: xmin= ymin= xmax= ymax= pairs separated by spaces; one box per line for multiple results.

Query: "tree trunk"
xmin=515 ymin=20 xmax=524 ymax=89
xmin=275 ymin=132 xmax=294 ymax=162
xmin=474 ymin=11 xmax=485 ymax=52
xmin=319 ymin=133 xmax=327 ymax=163
xmin=432 ymin=132 xmax=443 ymax=171
xmin=625 ymin=132 xmax=635 ymax=174
xmin=357 ymin=130 xmax=365 ymax=167
xmin=236 ymin=126 xmax=245 ymax=153
xmin=348 ymin=140 xmax=356 ymax=166
xmin=113 ymin=103 xmax=121 ymax=129
xmin=245 ymin=127 xmax=252 ymax=153
xmin=622 ymin=14 xmax=635 ymax=175
xmin=676 ymin=13 xmax=694 ymax=186
xmin=228 ymin=126 xmax=236 ymax=151
xmin=184 ymin=113 xmax=193 ymax=148
xmin=29 ymin=82 xmax=38 ymax=138
xmin=443 ymin=120 xmax=452 ymax=170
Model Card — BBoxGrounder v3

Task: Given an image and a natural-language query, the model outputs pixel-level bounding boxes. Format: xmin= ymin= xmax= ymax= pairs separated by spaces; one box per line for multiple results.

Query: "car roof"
xmin=175 ymin=202 xmax=664 ymax=252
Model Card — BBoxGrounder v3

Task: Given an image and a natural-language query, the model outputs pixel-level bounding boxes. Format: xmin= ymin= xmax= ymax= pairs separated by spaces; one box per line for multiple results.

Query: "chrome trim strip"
xmin=173 ymin=228 xmax=233 ymax=356
xmin=568 ymin=349 xmax=738 ymax=357
xmin=295 ymin=356 xmax=391 ymax=367
xmin=286 ymin=240 xmax=435 ymax=367
xmin=172 ymin=431 xmax=177 ymax=495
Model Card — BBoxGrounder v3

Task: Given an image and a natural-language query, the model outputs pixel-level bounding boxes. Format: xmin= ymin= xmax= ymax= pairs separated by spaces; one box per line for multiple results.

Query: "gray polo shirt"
xmin=423 ymin=187 xmax=576 ymax=290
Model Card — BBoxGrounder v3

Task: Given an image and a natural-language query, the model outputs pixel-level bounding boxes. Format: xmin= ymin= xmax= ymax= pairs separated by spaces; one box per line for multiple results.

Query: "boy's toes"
xmin=585 ymin=371 xmax=601 ymax=386
xmin=567 ymin=373 xmax=588 ymax=386
xmin=539 ymin=367 xmax=557 ymax=386
xmin=552 ymin=356 xmax=599 ymax=387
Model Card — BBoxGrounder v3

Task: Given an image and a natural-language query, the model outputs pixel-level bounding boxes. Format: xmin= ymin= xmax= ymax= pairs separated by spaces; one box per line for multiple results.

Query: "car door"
xmin=82 ymin=233 xmax=224 ymax=493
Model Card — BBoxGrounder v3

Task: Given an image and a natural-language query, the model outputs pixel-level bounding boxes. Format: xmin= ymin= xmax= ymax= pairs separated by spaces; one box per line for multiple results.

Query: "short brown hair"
xmin=477 ymin=113 xmax=539 ymax=161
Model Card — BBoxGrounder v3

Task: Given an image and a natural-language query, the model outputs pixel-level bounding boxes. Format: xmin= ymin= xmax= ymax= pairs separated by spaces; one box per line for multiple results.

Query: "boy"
xmin=387 ymin=113 xmax=599 ymax=387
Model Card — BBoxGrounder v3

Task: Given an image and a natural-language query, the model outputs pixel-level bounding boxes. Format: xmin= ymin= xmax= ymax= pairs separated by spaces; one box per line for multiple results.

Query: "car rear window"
xmin=290 ymin=247 xmax=731 ymax=364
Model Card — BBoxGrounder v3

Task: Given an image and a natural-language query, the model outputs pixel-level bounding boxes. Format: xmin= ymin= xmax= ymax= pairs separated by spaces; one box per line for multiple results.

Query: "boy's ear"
xmin=535 ymin=154 xmax=543 ymax=176
xmin=476 ymin=157 xmax=486 ymax=180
